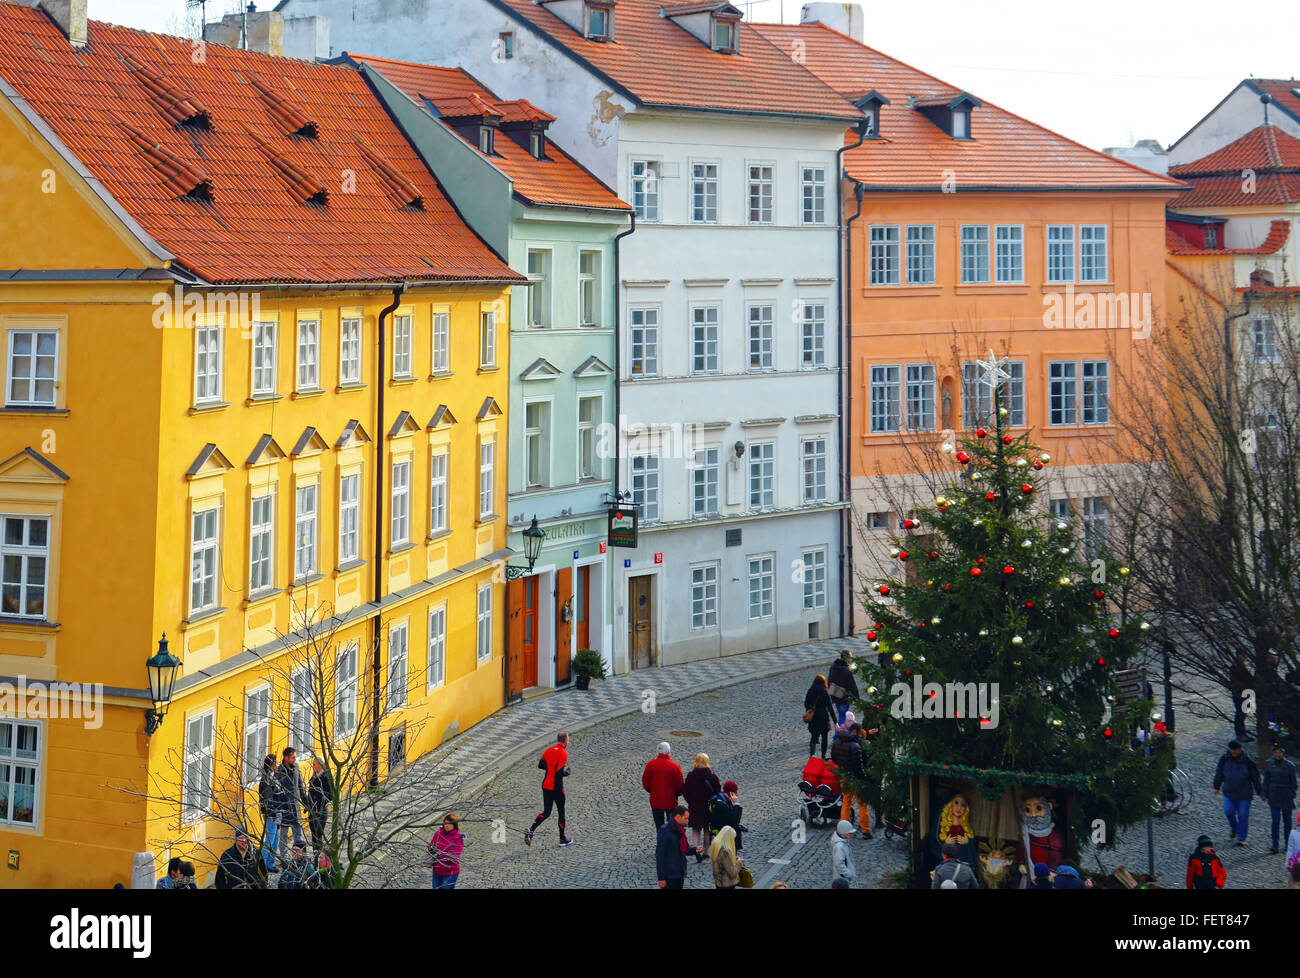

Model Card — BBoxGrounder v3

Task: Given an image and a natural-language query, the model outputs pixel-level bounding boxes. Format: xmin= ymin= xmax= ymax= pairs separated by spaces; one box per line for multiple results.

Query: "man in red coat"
xmin=526 ymin=732 xmax=572 ymax=847
xmin=642 ymin=742 xmax=685 ymax=830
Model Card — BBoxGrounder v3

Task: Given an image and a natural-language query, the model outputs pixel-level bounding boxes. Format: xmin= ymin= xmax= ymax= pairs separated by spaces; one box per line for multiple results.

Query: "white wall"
xmin=1168 ymin=84 xmax=1300 ymax=167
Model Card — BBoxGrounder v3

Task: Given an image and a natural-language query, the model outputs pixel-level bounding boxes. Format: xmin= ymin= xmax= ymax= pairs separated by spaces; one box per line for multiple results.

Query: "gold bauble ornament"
xmin=892 ymin=652 xmax=904 ymax=663
xmin=1011 ymin=635 xmax=1024 ymax=646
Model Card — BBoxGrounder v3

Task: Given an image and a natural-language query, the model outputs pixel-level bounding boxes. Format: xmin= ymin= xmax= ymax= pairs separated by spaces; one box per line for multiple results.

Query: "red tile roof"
xmin=0 ymin=2 xmax=517 ymax=285
xmin=488 ymin=0 xmax=860 ymax=121
xmin=1166 ymin=219 xmax=1290 ymax=256
xmin=347 ymin=53 xmax=629 ymax=213
xmin=1167 ymin=125 xmax=1300 ymax=208
xmin=752 ymin=22 xmax=1185 ymax=192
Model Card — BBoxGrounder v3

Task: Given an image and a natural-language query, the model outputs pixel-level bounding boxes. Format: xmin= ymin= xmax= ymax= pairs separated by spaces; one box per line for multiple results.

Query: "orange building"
xmin=755 ymin=20 xmax=1184 ymax=629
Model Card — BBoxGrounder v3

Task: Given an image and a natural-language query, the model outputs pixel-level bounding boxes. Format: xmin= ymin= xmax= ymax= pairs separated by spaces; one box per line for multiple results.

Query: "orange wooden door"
xmin=556 ymin=567 xmax=573 ymax=685
xmin=575 ymin=565 xmax=591 ymax=652
xmin=521 ymin=575 xmax=539 ymax=688
xmin=507 ymin=578 xmax=525 ymax=700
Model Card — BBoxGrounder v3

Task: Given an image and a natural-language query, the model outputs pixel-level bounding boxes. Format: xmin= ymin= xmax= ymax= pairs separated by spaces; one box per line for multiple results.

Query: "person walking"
xmin=214 ymin=829 xmax=263 ymax=889
xmin=1229 ymin=652 xmax=1254 ymax=741
xmin=257 ymin=753 xmax=279 ymax=870
xmin=1185 ymin=835 xmax=1227 ymax=889
xmin=156 ymin=856 xmax=185 ymax=889
xmin=306 ymin=756 xmax=333 ymax=855
xmin=708 ymin=780 xmax=747 ymax=853
xmin=277 ymin=844 xmax=314 ymax=890
xmin=931 ymin=842 xmax=977 ymax=888
xmin=273 ymin=747 xmax=310 ymax=863
xmin=1213 ymin=739 xmax=1263 ymax=846
xmin=804 ymin=674 xmax=834 ymax=760
xmin=656 ymin=805 xmax=689 ymax=889
xmin=831 ymin=819 xmax=857 ymax=888
xmin=641 ymin=742 xmax=684 ymax=830
xmin=827 ymin=650 xmax=859 ymax=725
xmin=831 ymin=722 xmax=872 ymax=838
xmin=429 ymin=813 xmax=464 ymax=889
xmin=710 ymin=825 xmax=742 ymax=890
xmin=682 ymin=753 xmax=721 ymax=862
xmin=1261 ymin=745 xmax=1297 ymax=854
xmin=525 ymin=732 xmax=572 ymax=847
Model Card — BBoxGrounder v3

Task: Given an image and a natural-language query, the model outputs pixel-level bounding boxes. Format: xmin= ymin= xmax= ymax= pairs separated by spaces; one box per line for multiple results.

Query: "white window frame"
xmin=1080 ymin=225 xmax=1108 ymax=283
xmin=747 ymin=554 xmax=775 ymax=620
xmin=252 ymin=321 xmax=277 ymax=396
xmin=801 ymin=301 xmax=827 ymax=369
xmin=339 ymin=316 xmax=361 ymax=386
xmin=579 ymin=250 xmax=602 ymax=327
xmin=294 ymin=482 xmax=318 ymax=580
xmin=335 ymin=643 xmax=358 ymax=739
xmin=631 ymin=454 xmax=660 ymax=522
xmin=1046 ymin=225 xmax=1075 ymax=283
xmin=249 ymin=491 xmax=274 ymax=593
xmin=748 ymin=441 xmax=775 ymax=510
xmin=0 ymin=718 xmax=40 ymax=829
xmin=962 ymin=360 xmax=1026 ymax=429
xmin=526 ymin=250 xmax=552 ymax=328
xmin=631 ymin=159 xmax=661 ymax=222
xmin=429 ymin=450 xmax=449 ymax=533
xmin=747 ymin=162 xmax=775 ymax=224
xmin=692 ymin=447 xmax=720 ymax=517
xmin=1048 ymin=360 xmax=1079 ymax=426
xmin=690 ymin=161 xmax=719 ymax=224
xmin=289 ymin=665 xmax=315 ymax=756
xmin=1081 ymin=359 xmax=1110 ymax=425
xmin=629 ymin=306 xmax=659 ymax=377
xmin=479 ymin=439 xmax=495 ymax=518
xmin=802 ymin=547 xmax=827 ymax=610
xmin=427 ymin=603 xmax=447 ymax=690
xmin=480 ymin=310 xmax=497 ymax=368
xmin=387 ymin=621 xmax=409 ymax=710
xmin=691 ymin=304 xmax=720 ymax=374
xmin=296 ymin=319 xmax=320 ymax=391
xmin=243 ymin=685 xmax=271 ymax=787
xmin=748 ymin=303 xmax=774 ymax=371
xmin=392 ymin=313 xmax=413 ymax=379
xmin=391 ymin=459 xmax=411 ymax=547
xmin=339 ymin=472 xmax=360 ymax=565
xmin=431 ymin=311 xmax=451 ymax=374
xmin=1252 ymin=316 xmax=1278 ymax=362
xmin=800 ymin=164 xmax=826 ymax=225
xmin=690 ymin=562 xmax=719 ymax=630
xmin=801 ymin=437 xmax=827 ymax=504
xmin=189 ymin=505 xmax=220 ymax=615
xmin=1 ymin=515 xmax=50 ymax=619
xmin=869 ymin=225 xmax=901 ymax=285
xmin=524 ymin=400 xmax=552 ymax=489
xmin=960 ymin=225 xmax=990 ymax=284
xmin=476 ymin=583 xmax=493 ymax=664
xmin=1082 ymin=496 xmax=1109 ymax=557
xmin=869 ymin=364 xmax=902 ymax=434
xmin=994 ymin=224 xmax=1024 ymax=284
xmin=182 ymin=710 xmax=214 ymax=822
xmin=5 ymin=328 xmax=58 ymax=408
xmin=906 ymin=225 xmax=936 ymax=285
xmin=577 ymin=395 xmax=601 ymax=481
xmin=194 ymin=322 xmax=223 ymax=405
xmin=905 ymin=363 xmax=937 ymax=432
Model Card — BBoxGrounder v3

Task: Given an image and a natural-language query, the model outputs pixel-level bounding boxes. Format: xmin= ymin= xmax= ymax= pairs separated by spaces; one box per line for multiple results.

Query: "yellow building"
xmin=0 ymin=4 xmax=519 ymax=887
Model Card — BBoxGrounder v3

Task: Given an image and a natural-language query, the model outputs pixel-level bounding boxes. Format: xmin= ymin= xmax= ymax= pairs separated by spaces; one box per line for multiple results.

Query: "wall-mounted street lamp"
xmin=504 ymin=518 xmax=546 ymax=582
xmin=145 ymin=633 xmax=183 ymax=736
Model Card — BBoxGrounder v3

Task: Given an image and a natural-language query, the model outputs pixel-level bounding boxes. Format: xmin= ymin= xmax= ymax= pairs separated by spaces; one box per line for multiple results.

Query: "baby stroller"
xmin=798 ymin=756 xmax=843 ymax=827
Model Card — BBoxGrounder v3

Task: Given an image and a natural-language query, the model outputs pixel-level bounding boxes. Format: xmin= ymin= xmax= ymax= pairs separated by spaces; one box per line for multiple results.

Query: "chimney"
xmin=205 ymin=8 xmax=284 ymax=56
xmin=800 ymin=2 xmax=864 ymax=43
xmin=34 ymin=0 xmax=88 ymax=48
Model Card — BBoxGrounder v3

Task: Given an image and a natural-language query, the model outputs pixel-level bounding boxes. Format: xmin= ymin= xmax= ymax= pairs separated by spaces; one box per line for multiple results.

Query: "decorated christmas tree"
xmin=853 ymin=353 xmax=1170 ymax=849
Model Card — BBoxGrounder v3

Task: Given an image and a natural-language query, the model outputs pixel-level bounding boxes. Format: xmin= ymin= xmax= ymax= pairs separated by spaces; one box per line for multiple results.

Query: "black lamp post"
xmin=145 ymin=633 xmax=183 ymax=736
xmin=505 ymin=518 xmax=546 ymax=581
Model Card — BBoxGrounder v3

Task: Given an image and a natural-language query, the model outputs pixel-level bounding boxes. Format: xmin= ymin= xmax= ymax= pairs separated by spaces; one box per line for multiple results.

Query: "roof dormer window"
xmin=913 ymin=91 xmax=980 ymax=141
xmin=712 ymin=16 xmax=737 ymax=52
xmin=586 ymin=1 xmax=615 ymax=40
xmin=855 ymin=91 xmax=890 ymax=139
xmin=530 ymin=132 xmax=545 ymax=160
xmin=952 ymin=108 xmax=969 ymax=140
xmin=479 ymin=127 xmax=495 ymax=155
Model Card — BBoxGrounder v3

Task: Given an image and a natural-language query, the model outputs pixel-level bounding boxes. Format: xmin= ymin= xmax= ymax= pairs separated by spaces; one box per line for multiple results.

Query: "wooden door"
xmin=521 ymin=575 xmax=539 ymax=689
xmin=507 ymin=578 xmax=525 ymax=700
xmin=556 ymin=567 xmax=573 ymax=685
xmin=575 ymin=565 xmax=591 ymax=652
xmin=629 ymin=575 xmax=653 ymax=670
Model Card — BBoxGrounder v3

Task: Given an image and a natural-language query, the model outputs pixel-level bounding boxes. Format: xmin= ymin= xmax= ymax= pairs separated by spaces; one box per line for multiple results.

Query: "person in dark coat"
xmin=708 ymin=780 xmax=747 ymax=852
xmin=278 ymin=843 xmax=313 ymax=890
xmin=656 ymin=806 xmax=689 ymax=889
xmin=273 ymin=747 xmax=310 ymax=863
xmin=1262 ymin=745 xmax=1298 ymax=853
xmin=257 ymin=754 xmax=278 ymax=868
xmin=1051 ymin=865 xmax=1092 ymax=889
xmin=306 ymin=756 xmax=333 ymax=854
xmin=805 ymin=675 xmax=834 ymax=760
xmin=1030 ymin=862 xmax=1053 ymax=890
xmin=1229 ymin=653 xmax=1254 ymax=741
xmin=1185 ymin=835 xmax=1226 ymax=889
xmin=1213 ymin=740 xmax=1263 ymax=845
xmin=831 ymin=723 xmax=872 ymax=837
xmin=214 ymin=830 xmax=263 ymax=889
xmin=827 ymin=651 xmax=859 ymax=725
xmin=681 ymin=753 xmax=721 ymax=861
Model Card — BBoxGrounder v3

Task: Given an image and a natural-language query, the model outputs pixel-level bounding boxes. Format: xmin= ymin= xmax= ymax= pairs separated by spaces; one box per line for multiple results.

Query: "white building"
xmin=282 ymin=0 xmax=864 ymax=670
xmin=1167 ymin=79 xmax=1300 ymax=167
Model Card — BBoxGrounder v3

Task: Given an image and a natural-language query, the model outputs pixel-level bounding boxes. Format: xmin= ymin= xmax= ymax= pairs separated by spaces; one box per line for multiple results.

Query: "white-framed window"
xmin=960 ymin=225 xmax=990 ymax=284
xmin=294 ymin=483 xmax=318 ymax=579
xmin=579 ymin=250 xmax=602 ymax=326
xmin=1046 ymin=225 xmax=1075 ymax=283
xmin=1048 ymin=360 xmax=1078 ymax=426
xmin=1 ymin=515 xmax=49 ymax=619
xmin=429 ymin=451 xmax=448 ymax=532
xmin=691 ymin=305 xmax=720 ymax=374
xmin=586 ymin=2 xmax=612 ymax=39
xmin=801 ymin=302 xmax=827 ymax=368
xmin=479 ymin=439 xmax=496 ymax=518
xmin=631 ymin=454 xmax=660 ymax=521
xmin=432 ymin=311 xmax=450 ymax=374
xmin=994 ymin=225 xmax=1024 ymax=283
xmin=249 ymin=492 xmax=274 ymax=593
xmin=870 ymin=364 xmax=901 ymax=433
xmin=190 ymin=506 xmax=219 ymax=614
xmin=1050 ymin=359 xmax=1109 ymax=426
xmin=480 ymin=310 xmax=497 ymax=367
xmin=748 ymin=441 xmax=775 ymax=509
xmin=527 ymin=250 xmax=552 ymax=328
xmin=392 ymin=313 xmax=413 ymax=378
xmin=499 ymin=30 xmax=515 ymax=59
xmin=182 ymin=710 xmax=214 ymax=820
xmin=391 ymin=460 xmax=410 ymax=547
xmin=691 ymin=162 xmax=719 ymax=224
xmin=6 ymin=329 xmax=58 ymax=407
xmin=427 ymin=604 xmax=447 ymax=689
xmin=692 ymin=447 xmax=720 ymax=517
xmin=629 ymin=307 xmax=659 ymax=376
xmin=296 ymin=320 xmax=320 ymax=390
xmin=712 ymin=15 xmax=736 ymax=50
xmin=631 ymin=160 xmax=661 ymax=222
xmin=1082 ymin=497 xmax=1109 ymax=557
xmin=478 ymin=126 xmax=494 ymax=155
xmin=1252 ymin=317 xmax=1278 ymax=362
xmin=906 ymin=225 xmax=936 ymax=284
xmin=339 ymin=472 xmax=360 ymax=565
xmin=748 ymin=303 xmax=774 ymax=370
xmin=801 ymin=165 xmax=826 ymax=225
xmin=905 ymin=363 xmax=937 ymax=431
xmin=869 ymin=225 xmax=901 ymax=285
xmin=1082 ymin=359 xmax=1110 ymax=425
xmin=337 ymin=316 xmax=360 ymax=385
xmin=289 ymin=666 xmax=314 ymax=755
xmin=578 ymin=396 xmax=601 ymax=480
xmin=0 ymin=718 xmax=40 ymax=827
xmin=747 ymin=163 xmax=774 ymax=224
xmin=1049 ymin=498 xmax=1071 ymax=521
xmin=335 ymin=643 xmax=358 ymax=738
xmin=252 ymin=321 xmax=277 ymax=396
xmin=243 ymin=685 xmax=271 ymax=786
xmin=525 ymin=401 xmax=552 ymax=488
xmin=1080 ymin=225 xmax=1108 ymax=282
xmin=476 ymin=583 xmax=493 ymax=664
xmin=802 ymin=547 xmax=827 ymax=610
xmin=953 ymin=108 xmax=970 ymax=139
xmin=747 ymin=554 xmax=774 ymax=620
xmin=690 ymin=562 xmax=719 ymax=629
xmin=962 ymin=360 xmax=1026 ymax=428
xmin=194 ymin=323 xmax=222 ymax=404
xmin=387 ymin=621 xmax=408 ymax=709
xmin=801 ymin=437 xmax=827 ymax=503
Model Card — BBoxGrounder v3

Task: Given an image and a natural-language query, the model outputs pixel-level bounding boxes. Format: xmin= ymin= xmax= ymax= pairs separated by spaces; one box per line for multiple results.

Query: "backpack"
xmin=932 ymin=858 xmax=975 ymax=889
xmin=707 ymin=792 xmax=732 ymax=832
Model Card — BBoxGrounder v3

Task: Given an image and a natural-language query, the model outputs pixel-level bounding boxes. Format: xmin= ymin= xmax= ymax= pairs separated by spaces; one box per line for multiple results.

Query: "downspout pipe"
xmin=836 ymin=120 xmax=870 ymax=639
xmin=370 ymin=283 xmax=405 ymax=787
xmin=609 ymin=211 xmax=636 ymax=678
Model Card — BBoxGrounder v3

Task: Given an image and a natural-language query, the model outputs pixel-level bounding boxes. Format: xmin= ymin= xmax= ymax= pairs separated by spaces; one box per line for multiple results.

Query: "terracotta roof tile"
xmin=0 ymin=2 xmax=517 ymax=285
xmin=1172 ymin=174 xmax=1300 ymax=208
xmin=1166 ymin=218 xmax=1290 ymax=256
xmin=1169 ymin=125 xmax=1300 ymax=177
xmin=752 ymin=22 xmax=1185 ymax=192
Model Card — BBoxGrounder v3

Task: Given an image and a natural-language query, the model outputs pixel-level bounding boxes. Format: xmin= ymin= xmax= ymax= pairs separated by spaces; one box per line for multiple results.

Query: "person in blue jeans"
xmin=1213 ymin=740 xmax=1264 ymax=846
xmin=1262 ymin=745 xmax=1298 ymax=853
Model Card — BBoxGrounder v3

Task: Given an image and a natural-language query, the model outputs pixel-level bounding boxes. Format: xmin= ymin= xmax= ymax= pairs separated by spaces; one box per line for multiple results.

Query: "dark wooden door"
xmin=575 ymin=565 xmax=591 ymax=652
xmin=522 ymin=575 xmax=539 ymax=689
xmin=507 ymin=578 xmax=525 ymax=700
xmin=556 ymin=567 xmax=572 ymax=685
xmin=629 ymin=575 xmax=652 ymax=670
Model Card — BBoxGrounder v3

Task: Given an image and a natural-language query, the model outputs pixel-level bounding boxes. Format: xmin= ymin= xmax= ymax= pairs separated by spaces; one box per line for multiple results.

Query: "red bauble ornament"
xmin=971 ymin=567 xmax=982 ymax=577
xmin=1021 ymin=484 xmax=1033 ymax=494
xmin=1025 ymin=601 xmax=1035 ymax=609
xmin=976 ymin=428 xmax=988 ymax=438
xmin=977 ymin=558 xmax=984 ymax=564
xmin=928 ymin=551 xmax=939 ymax=559
xmin=1103 ymin=727 xmax=1113 ymax=738
xmin=878 ymin=585 xmax=890 ymax=596
xmin=917 ymin=621 xmax=926 ymax=628
xmin=1094 ymin=590 xmax=1105 ymax=599
xmin=1107 ymin=628 xmax=1119 ymax=638
xmin=1003 ymin=565 xmax=1015 ymax=575
xmin=944 ymin=583 xmax=952 ymax=592
xmin=986 ymin=491 xmax=997 ymax=501
xmin=903 ymin=518 xmax=916 ymax=529
xmin=1097 ymin=657 xmax=1107 ymax=667
xmin=1032 ymin=460 xmax=1044 ymax=470
xmin=898 ymin=551 xmax=909 ymax=561
xmin=875 ymin=622 xmax=884 ymax=629
xmin=1002 ymin=435 xmax=1013 ymax=445
xmin=956 ymin=451 xmax=971 ymax=464
xmin=866 ymin=631 xmax=878 ymax=641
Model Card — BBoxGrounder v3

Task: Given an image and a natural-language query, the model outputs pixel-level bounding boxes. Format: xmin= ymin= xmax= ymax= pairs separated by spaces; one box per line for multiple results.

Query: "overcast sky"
xmin=93 ymin=0 xmax=1296 ymax=151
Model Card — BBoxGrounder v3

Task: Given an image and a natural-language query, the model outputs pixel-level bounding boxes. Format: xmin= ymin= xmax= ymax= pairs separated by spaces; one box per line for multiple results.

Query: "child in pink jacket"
xmin=429 ymin=813 xmax=464 ymax=889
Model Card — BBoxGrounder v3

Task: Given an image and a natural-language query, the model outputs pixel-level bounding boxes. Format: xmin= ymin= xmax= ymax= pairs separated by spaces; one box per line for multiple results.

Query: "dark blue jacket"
xmin=1214 ymin=751 xmax=1263 ymax=802
xmin=1262 ymin=757 xmax=1298 ymax=808
xmin=655 ymin=821 xmax=687 ymax=882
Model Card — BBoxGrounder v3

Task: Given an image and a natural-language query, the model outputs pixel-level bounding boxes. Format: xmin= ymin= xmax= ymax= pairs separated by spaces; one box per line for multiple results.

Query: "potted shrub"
xmin=572 ymin=649 xmax=606 ymax=691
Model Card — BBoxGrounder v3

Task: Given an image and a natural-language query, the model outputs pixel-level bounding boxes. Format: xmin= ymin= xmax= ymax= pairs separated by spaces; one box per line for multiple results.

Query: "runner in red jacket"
xmin=526 ymin=732 xmax=572 ymax=847
xmin=642 ymin=742 xmax=685 ymax=830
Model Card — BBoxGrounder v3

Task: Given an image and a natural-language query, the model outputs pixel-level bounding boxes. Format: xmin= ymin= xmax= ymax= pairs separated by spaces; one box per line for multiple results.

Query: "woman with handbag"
xmin=804 ymin=675 xmax=834 ymax=760
xmin=827 ymin=651 xmax=859 ymax=725
xmin=710 ymin=825 xmax=742 ymax=889
xmin=682 ymin=753 xmax=722 ymax=862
